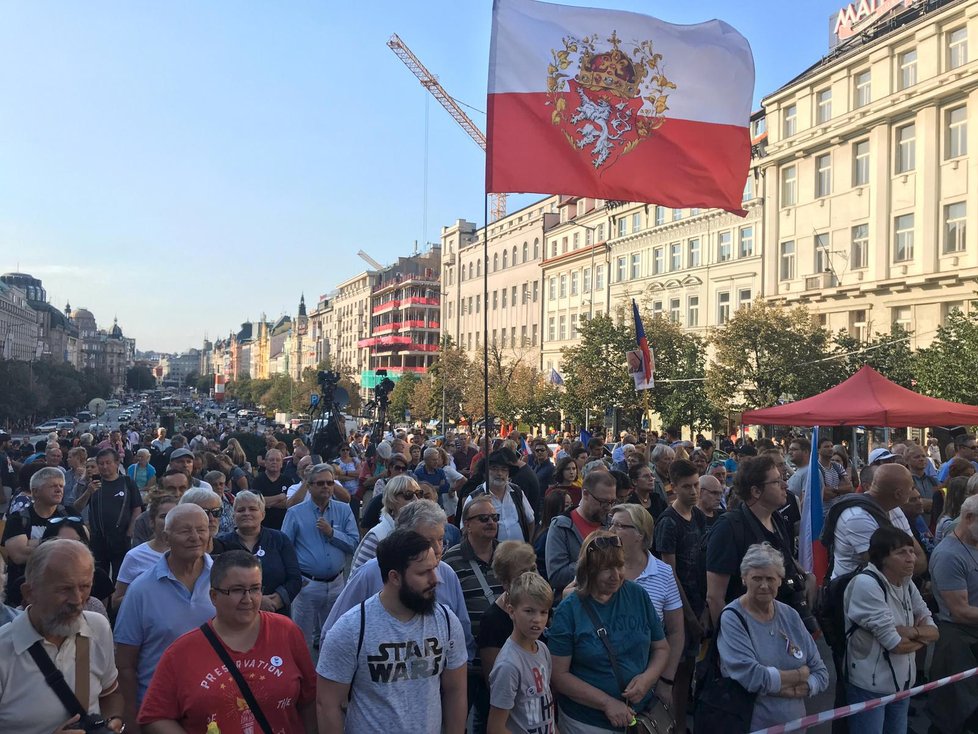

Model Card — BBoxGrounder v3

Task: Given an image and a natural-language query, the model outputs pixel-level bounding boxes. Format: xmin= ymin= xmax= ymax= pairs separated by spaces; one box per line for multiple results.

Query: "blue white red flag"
xmin=631 ymin=299 xmax=654 ymax=391
xmin=799 ymin=426 xmax=828 ymax=584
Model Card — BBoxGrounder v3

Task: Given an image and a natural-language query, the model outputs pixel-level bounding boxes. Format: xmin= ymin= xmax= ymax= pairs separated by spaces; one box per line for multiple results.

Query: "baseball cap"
xmin=868 ymin=448 xmax=897 ymax=465
xmin=170 ymin=448 xmax=194 ymax=460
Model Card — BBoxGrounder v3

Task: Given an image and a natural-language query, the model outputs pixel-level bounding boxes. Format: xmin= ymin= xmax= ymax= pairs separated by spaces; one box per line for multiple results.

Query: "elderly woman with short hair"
xmin=715 ymin=542 xmax=829 ymax=731
xmin=216 ymin=490 xmax=302 ymax=614
xmin=549 ymin=530 xmax=670 ymax=732
xmin=350 ymin=474 xmax=423 ymax=572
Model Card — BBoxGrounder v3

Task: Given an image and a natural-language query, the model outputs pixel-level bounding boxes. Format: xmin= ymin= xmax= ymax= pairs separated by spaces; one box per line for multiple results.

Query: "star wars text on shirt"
xmin=367 ymin=636 xmax=447 ymax=681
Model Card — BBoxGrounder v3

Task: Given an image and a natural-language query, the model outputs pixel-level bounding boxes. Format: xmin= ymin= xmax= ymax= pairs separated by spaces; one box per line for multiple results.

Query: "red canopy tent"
xmin=741 ymin=365 xmax=978 ymax=427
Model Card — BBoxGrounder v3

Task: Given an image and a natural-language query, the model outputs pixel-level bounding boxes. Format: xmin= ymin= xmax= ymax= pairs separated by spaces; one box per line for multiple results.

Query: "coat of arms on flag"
xmin=548 ymin=30 xmax=676 ymax=171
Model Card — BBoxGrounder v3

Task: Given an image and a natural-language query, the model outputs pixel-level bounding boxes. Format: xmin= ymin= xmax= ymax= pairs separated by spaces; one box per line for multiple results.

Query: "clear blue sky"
xmin=0 ymin=0 xmax=844 ymax=353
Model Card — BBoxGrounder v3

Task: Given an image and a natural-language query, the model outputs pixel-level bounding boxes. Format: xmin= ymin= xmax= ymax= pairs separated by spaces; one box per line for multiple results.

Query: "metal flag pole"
xmin=483 ymin=193 xmax=490 ymax=461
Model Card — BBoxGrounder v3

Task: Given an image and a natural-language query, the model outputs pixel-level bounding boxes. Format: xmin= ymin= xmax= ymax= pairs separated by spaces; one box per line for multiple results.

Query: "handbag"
xmin=200 ymin=623 xmax=274 ymax=734
xmin=693 ymin=607 xmax=757 ymax=734
xmin=580 ymin=597 xmax=675 ymax=734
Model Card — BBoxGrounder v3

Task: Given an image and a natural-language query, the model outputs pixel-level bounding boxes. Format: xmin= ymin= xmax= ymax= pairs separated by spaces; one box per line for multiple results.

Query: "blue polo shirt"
xmin=281 ymin=499 xmax=359 ymax=579
xmin=113 ymin=552 xmax=215 ymax=702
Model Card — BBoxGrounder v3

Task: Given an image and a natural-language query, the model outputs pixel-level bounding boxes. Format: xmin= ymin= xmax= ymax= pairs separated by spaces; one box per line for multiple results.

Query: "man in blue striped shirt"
xmin=282 ymin=463 xmax=360 ymax=656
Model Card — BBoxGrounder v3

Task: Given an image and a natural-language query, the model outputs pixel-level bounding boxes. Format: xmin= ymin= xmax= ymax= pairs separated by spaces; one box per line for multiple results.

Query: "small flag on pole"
xmin=549 ymin=367 xmax=564 ymax=385
xmin=629 ymin=299 xmax=654 ymax=391
xmin=799 ymin=426 xmax=828 ymax=584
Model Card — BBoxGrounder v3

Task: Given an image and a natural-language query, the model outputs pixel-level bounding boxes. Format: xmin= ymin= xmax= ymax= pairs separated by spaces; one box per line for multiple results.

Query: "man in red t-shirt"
xmin=544 ymin=472 xmax=615 ymax=595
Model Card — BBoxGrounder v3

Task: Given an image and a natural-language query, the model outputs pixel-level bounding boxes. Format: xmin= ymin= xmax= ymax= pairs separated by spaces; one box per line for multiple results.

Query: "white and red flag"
xmin=486 ymin=0 xmax=755 ymax=213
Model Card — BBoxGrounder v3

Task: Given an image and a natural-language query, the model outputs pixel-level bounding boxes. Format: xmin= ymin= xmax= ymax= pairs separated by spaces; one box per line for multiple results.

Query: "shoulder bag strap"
xmin=580 ymin=596 xmax=627 ymax=693
xmin=27 ymin=640 xmax=87 ymax=719
xmin=468 ymin=559 xmax=497 ymax=604
xmin=199 ymin=623 xmax=274 ymax=734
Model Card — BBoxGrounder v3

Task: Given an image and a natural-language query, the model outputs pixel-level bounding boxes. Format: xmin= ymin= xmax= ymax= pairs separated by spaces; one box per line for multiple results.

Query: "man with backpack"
xmin=460 ymin=451 xmax=534 ymax=543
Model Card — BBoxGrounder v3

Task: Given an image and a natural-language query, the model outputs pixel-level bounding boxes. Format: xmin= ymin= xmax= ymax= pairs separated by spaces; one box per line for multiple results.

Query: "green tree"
xmin=833 ymin=323 xmax=916 ymax=388
xmin=196 ymin=372 xmax=216 ymax=394
xmin=915 ymin=305 xmax=978 ymax=403
xmin=184 ymin=371 xmax=199 ymax=388
xmin=415 ymin=337 xmax=472 ymax=426
xmin=706 ymin=301 xmax=841 ymax=415
xmin=259 ymin=374 xmax=295 ymax=412
xmin=388 ymin=372 xmax=420 ymax=422
xmin=127 ymin=365 xmax=157 ymax=391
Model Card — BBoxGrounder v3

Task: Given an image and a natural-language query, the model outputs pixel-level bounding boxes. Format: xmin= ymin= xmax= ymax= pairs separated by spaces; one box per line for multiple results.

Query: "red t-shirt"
xmin=139 ymin=612 xmax=316 ymax=733
xmin=570 ymin=508 xmax=602 ymax=540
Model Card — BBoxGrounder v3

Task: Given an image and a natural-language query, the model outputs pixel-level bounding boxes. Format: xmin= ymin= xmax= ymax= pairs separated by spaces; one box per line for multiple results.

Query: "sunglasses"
xmin=311 ymin=479 xmax=335 ymax=487
xmin=587 ymin=535 xmax=623 ymax=552
xmin=202 ymin=508 xmax=223 ymax=518
xmin=48 ymin=515 xmax=84 ymax=525
xmin=397 ymin=490 xmax=424 ymax=500
xmin=466 ymin=512 xmax=500 ymax=524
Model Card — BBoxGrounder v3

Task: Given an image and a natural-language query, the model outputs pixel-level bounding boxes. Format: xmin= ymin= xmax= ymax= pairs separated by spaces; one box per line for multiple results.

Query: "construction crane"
xmin=357 ymin=249 xmax=385 ymax=271
xmin=387 ymin=33 xmax=507 ymax=222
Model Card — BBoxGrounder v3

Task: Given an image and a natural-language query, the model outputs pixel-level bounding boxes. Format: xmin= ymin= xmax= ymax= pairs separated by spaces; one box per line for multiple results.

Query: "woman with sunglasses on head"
xmin=549 ymin=530 xmax=670 ymax=732
xmin=139 ymin=550 xmax=317 ymax=733
xmin=350 ymin=474 xmax=423 ymax=573
xmin=112 ymin=493 xmax=179 ymax=610
xmin=217 ymin=490 xmax=302 ymax=615
xmin=180 ymin=487 xmax=229 ymax=555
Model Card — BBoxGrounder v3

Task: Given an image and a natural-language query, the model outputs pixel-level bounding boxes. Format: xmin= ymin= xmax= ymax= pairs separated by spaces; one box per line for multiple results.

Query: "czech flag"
xmin=486 ymin=0 xmax=755 ymax=213
xmin=799 ymin=426 xmax=828 ymax=585
xmin=632 ymin=299 xmax=653 ymax=387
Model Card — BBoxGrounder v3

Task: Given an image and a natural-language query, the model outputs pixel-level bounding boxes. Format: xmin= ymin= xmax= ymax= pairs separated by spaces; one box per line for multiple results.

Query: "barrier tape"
xmin=750 ymin=665 xmax=978 ymax=734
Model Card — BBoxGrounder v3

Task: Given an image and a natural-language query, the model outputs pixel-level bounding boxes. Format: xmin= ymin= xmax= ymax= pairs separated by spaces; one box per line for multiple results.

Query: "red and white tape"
xmin=750 ymin=665 xmax=978 ymax=734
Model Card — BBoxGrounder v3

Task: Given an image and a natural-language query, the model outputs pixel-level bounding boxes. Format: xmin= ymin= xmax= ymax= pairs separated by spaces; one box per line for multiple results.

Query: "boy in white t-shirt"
xmin=488 ymin=572 xmax=556 ymax=734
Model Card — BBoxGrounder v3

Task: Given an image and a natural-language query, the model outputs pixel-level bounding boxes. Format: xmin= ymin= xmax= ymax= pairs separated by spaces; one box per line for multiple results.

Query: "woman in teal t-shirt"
xmin=549 ymin=529 xmax=670 ymax=732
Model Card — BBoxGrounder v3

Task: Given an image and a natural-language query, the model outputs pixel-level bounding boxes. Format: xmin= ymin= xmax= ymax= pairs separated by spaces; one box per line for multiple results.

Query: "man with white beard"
xmin=0 ymin=539 xmax=125 ymax=732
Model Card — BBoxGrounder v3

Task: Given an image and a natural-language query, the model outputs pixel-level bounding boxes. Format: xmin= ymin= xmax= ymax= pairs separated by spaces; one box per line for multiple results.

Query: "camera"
xmin=780 ymin=573 xmax=821 ymax=637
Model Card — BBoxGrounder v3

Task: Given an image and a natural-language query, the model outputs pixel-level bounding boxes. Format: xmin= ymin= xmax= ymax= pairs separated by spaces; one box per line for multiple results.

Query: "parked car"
xmin=33 ymin=420 xmax=62 ymax=433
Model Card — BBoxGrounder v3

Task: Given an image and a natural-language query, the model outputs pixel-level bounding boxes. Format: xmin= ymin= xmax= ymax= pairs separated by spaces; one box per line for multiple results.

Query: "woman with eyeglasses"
xmin=139 ymin=550 xmax=317 ymax=733
xmin=179 ymin=487 xmax=229 ymax=555
xmin=549 ymin=530 xmax=669 ymax=732
xmin=217 ymin=490 xmax=302 ymax=615
xmin=112 ymin=493 xmax=179 ymax=610
xmin=350 ymin=475 xmax=423 ymax=573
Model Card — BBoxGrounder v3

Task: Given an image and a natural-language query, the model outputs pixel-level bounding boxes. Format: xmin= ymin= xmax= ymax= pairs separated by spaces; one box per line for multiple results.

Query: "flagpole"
xmin=483 ymin=193 xmax=490 ymax=461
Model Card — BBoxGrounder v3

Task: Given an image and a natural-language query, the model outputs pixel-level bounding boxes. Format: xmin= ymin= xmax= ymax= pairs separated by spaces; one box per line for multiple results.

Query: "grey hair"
xmin=308 ymin=463 xmax=334 ymax=479
xmin=136 ymin=448 xmax=151 ymax=459
xmin=233 ymin=490 xmax=266 ymax=510
xmin=203 ymin=470 xmax=225 ymax=487
xmin=395 ymin=498 xmax=446 ymax=531
xmin=582 ymin=459 xmax=609 ymax=478
xmin=25 ymin=538 xmax=93 ymax=588
xmin=179 ymin=487 xmax=221 ymax=507
xmin=960 ymin=493 xmax=978 ymax=518
xmin=423 ymin=447 xmax=440 ymax=461
xmin=30 ymin=467 xmax=65 ymax=493
xmin=739 ymin=542 xmax=786 ymax=578
xmin=966 ymin=473 xmax=978 ymax=496
xmin=164 ymin=503 xmax=208 ymax=532
xmin=651 ymin=444 xmax=675 ymax=461
xmin=383 ymin=475 xmax=420 ymax=514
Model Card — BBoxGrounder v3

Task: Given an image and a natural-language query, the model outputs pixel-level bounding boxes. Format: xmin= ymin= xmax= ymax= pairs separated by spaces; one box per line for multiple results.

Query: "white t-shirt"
xmin=832 ymin=506 xmax=912 ymax=579
xmin=463 ymin=484 xmax=535 ymax=542
xmin=117 ymin=542 xmax=165 ymax=585
xmin=317 ymin=593 xmax=467 ymax=733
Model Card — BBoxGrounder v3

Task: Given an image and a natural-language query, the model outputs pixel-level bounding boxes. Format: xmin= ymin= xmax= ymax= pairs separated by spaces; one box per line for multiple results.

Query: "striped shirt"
xmin=634 ymin=551 xmax=683 ymax=624
xmin=442 ymin=539 xmax=503 ymax=673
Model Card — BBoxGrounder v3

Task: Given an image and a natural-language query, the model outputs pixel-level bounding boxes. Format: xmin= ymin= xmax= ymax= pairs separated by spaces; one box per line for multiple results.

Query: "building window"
xmin=853 ymin=139 xmax=870 ymax=186
xmin=717 ymin=291 xmax=731 ymax=325
xmin=502 ymin=250 xmax=508 ymax=268
xmin=501 ymin=288 xmax=507 ymax=308
xmin=521 ymin=283 xmax=529 ymax=305
xmin=691 ymin=207 xmax=701 ymax=216
xmin=653 ymin=247 xmax=664 ymax=275
xmin=669 ymin=242 xmax=682 ymax=271
xmin=520 ymin=325 xmax=527 ymax=346
xmin=946 ymin=106 xmax=968 ymax=159
xmin=669 ymin=298 xmax=680 ymax=323
xmin=783 ymin=104 xmax=797 ymax=137
xmin=687 ymin=238 xmax=701 ymax=267
xmin=559 ymin=274 xmax=567 ymax=298
xmin=854 ymin=70 xmax=871 ymax=108
xmin=511 ymin=285 xmax=517 ymax=306
xmin=780 ymin=241 xmax=795 ymax=281
xmin=673 ymin=209 xmax=683 ymax=221
xmin=630 ymin=253 xmax=641 ymax=279
xmin=596 ymin=224 xmax=604 ymax=242
xmin=894 ymin=214 xmax=915 ymax=262
xmin=851 ymin=224 xmax=869 ymax=269
xmin=493 ymin=253 xmax=499 ymax=271
xmin=945 ymin=201 xmax=967 ymax=253
xmin=949 ymin=26 xmax=969 ymax=69
xmin=548 ymin=276 xmax=556 ymax=300
xmin=851 ymin=309 xmax=869 ymax=342
xmin=816 ymin=88 xmax=832 ymax=124
xmin=815 ymin=153 xmax=832 ymax=197
xmin=898 ymin=49 xmax=917 ymax=90
xmin=896 ymin=123 xmax=915 ymax=173
xmin=652 ymin=301 xmax=663 ymax=318
xmin=585 ymin=228 xmax=593 ymax=246
xmin=632 ymin=213 xmax=642 ymax=232
xmin=718 ymin=231 xmax=732 ymax=262
xmin=615 ymin=257 xmax=626 ymax=282
xmin=572 ymin=232 xmax=580 ymax=249
xmin=743 ymin=176 xmax=754 ymax=202
xmin=781 ymin=165 xmax=797 ymax=206
xmin=655 ymin=206 xmax=665 ymax=226
xmin=477 ymin=259 xmax=482 ymax=276
xmin=531 ymin=323 xmax=538 ymax=346
xmin=561 ymin=236 xmax=569 ymax=254
xmin=583 ymin=267 xmax=592 ymax=292
xmin=596 ymin=265 xmax=605 ymax=290
xmin=618 ymin=218 xmax=628 ymax=237
xmin=522 ymin=242 xmax=528 ymax=262
xmin=814 ymin=232 xmax=830 ymax=274
xmin=558 ymin=315 xmax=567 ymax=340
xmin=570 ymin=313 xmax=578 ymax=338
xmin=550 ymin=240 xmax=558 ymax=257
xmin=687 ymin=296 xmax=700 ymax=327
xmin=738 ymin=288 xmax=753 ymax=309
xmin=571 ymin=271 xmax=579 ymax=296
xmin=739 ymin=226 xmax=754 ymax=258
xmin=892 ymin=306 xmax=912 ymax=331
xmin=548 ymin=317 xmax=556 ymax=341
xmin=533 ymin=238 xmax=540 ymax=258
xmin=492 ymin=291 xmax=498 ymax=309
xmin=532 ymin=281 xmax=539 ymax=302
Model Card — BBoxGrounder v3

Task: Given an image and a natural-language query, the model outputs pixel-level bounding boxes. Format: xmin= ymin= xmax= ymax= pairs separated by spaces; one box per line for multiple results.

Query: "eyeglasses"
xmin=587 ymin=535 xmax=623 ymax=552
xmin=609 ymin=520 xmax=637 ymax=532
xmin=48 ymin=516 xmax=83 ymax=525
xmin=212 ymin=585 xmax=263 ymax=600
xmin=390 ymin=465 xmax=407 ymax=472
xmin=466 ymin=513 xmax=500 ymax=524
xmin=311 ymin=479 xmax=335 ymax=487
xmin=584 ymin=489 xmax=615 ymax=509
xmin=203 ymin=508 xmax=223 ymax=518
xmin=397 ymin=490 xmax=424 ymax=500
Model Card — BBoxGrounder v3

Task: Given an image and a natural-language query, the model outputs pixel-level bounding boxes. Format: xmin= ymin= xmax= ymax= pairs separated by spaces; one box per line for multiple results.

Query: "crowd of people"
xmin=1 ymin=413 xmax=977 ymax=733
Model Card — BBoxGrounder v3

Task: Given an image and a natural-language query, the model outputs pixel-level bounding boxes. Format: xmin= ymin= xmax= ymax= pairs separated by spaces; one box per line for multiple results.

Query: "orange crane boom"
xmin=387 ymin=33 xmax=507 ymax=222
